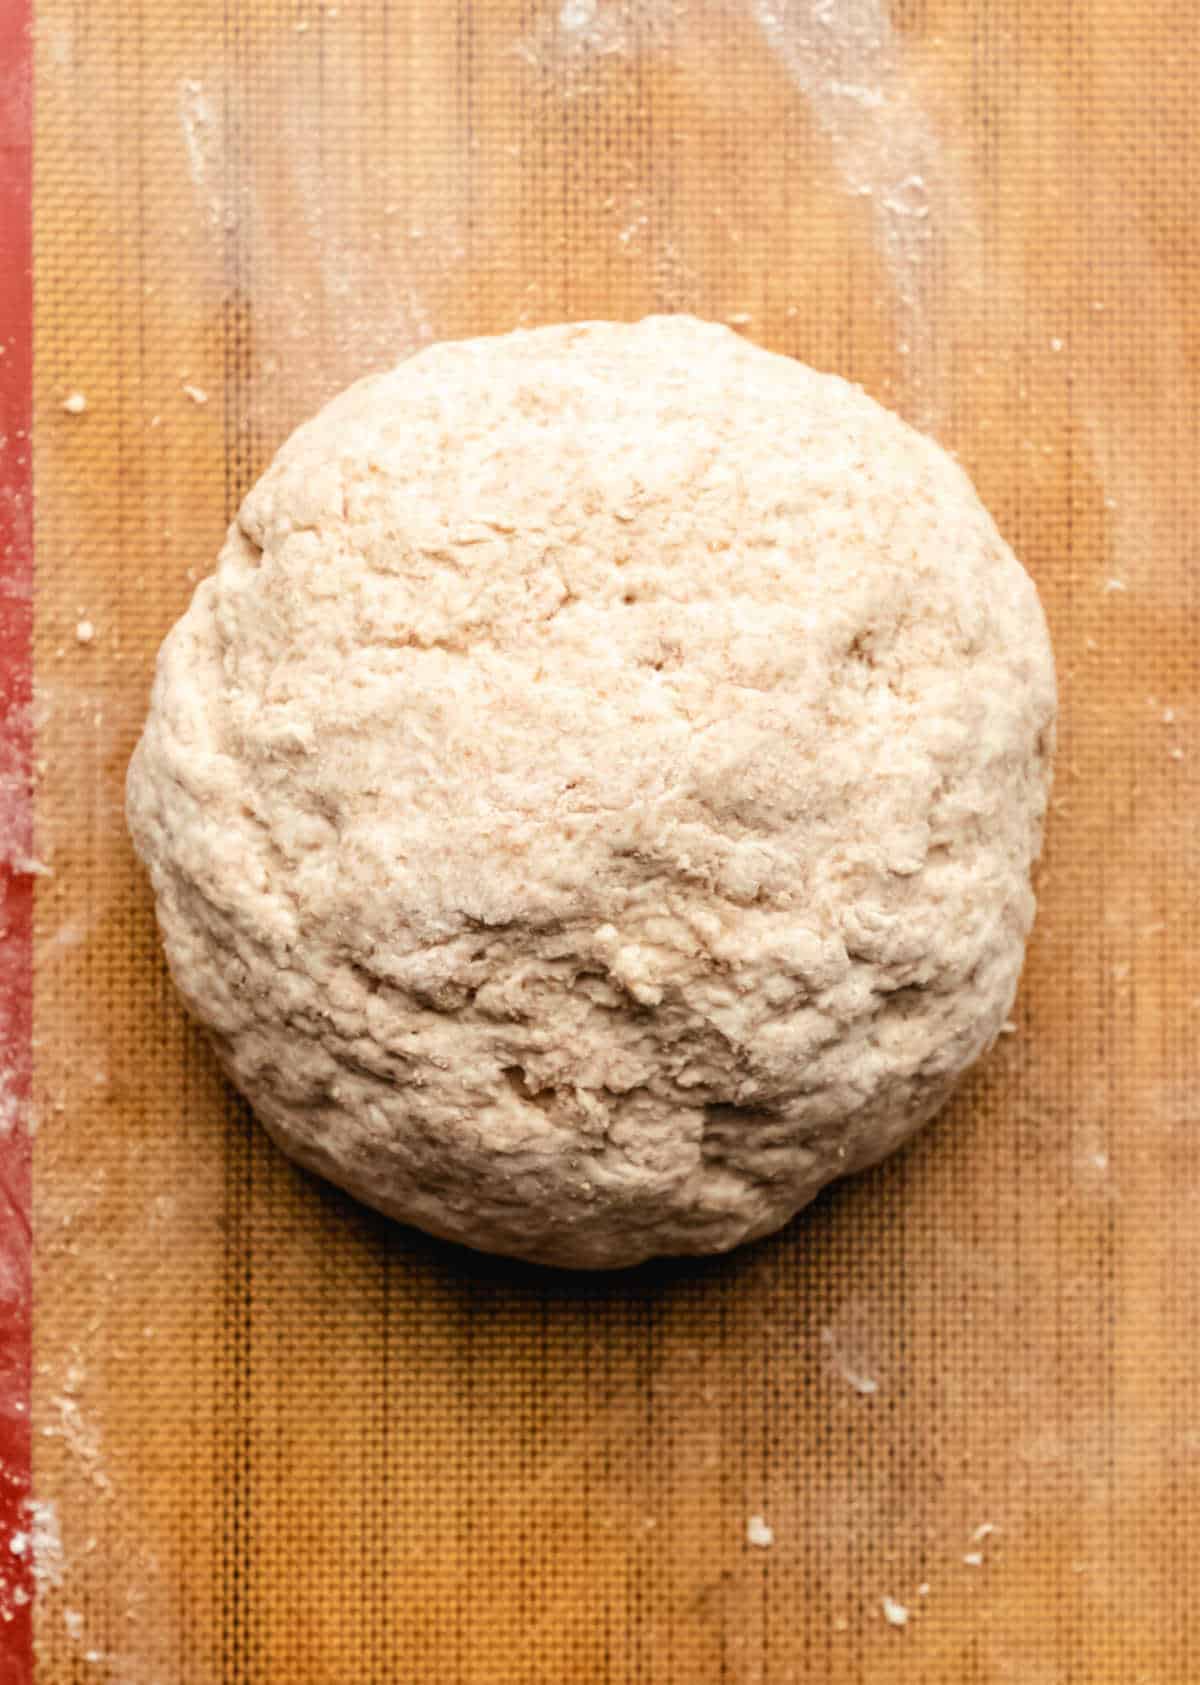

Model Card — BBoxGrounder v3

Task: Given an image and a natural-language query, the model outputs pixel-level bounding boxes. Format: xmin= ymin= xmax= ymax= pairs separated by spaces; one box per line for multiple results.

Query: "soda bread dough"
xmin=127 ymin=317 xmax=1056 ymax=1268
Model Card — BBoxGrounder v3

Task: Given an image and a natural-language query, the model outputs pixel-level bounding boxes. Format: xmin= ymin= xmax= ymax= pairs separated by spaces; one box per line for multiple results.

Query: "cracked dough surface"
xmin=127 ymin=316 xmax=1056 ymax=1268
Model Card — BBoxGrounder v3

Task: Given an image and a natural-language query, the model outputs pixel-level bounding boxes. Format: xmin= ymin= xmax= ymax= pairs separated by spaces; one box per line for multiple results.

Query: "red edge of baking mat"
xmin=0 ymin=0 xmax=34 ymax=1678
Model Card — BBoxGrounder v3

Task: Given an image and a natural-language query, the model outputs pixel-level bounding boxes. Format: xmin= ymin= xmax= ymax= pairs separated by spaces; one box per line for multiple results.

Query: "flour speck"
xmin=559 ymin=0 xmax=597 ymax=31
xmin=28 ymin=1499 xmax=64 ymax=1593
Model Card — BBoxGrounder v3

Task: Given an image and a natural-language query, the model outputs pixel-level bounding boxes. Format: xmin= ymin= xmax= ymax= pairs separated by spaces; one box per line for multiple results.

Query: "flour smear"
xmin=513 ymin=0 xmax=973 ymax=425
xmin=750 ymin=0 xmax=976 ymax=426
xmin=177 ymin=46 xmax=459 ymax=430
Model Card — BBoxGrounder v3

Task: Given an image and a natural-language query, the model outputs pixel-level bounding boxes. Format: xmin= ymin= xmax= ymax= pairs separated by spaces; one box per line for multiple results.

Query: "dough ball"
xmin=127 ymin=316 xmax=1056 ymax=1269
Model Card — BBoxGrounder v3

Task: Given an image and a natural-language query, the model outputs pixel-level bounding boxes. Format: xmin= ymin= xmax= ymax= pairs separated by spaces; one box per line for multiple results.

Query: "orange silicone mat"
xmin=30 ymin=1 xmax=1200 ymax=1680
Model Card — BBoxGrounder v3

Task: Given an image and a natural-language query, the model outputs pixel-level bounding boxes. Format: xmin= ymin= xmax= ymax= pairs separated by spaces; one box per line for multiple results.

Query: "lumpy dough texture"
xmin=127 ymin=316 xmax=1056 ymax=1268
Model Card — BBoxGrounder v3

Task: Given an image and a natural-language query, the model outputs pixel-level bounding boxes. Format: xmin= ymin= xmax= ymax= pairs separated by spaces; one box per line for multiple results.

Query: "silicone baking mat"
xmin=7 ymin=0 xmax=1200 ymax=1679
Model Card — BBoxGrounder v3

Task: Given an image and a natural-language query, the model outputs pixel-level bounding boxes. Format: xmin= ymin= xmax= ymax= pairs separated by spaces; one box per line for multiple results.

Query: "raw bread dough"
xmin=127 ymin=316 xmax=1056 ymax=1268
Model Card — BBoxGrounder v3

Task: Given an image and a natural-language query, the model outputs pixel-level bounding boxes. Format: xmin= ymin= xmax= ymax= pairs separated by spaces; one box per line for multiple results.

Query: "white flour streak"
xmin=750 ymin=0 xmax=978 ymax=427
xmin=0 ymin=1071 xmax=27 ymax=1141
xmin=1079 ymin=221 xmax=1189 ymax=603
xmin=43 ymin=1391 xmax=113 ymax=1497
xmin=177 ymin=57 xmax=444 ymax=428
xmin=178 ymin=80 xmax=225 ymax=229
xmin=28 ymin=1499 xmax=64 ymax=1593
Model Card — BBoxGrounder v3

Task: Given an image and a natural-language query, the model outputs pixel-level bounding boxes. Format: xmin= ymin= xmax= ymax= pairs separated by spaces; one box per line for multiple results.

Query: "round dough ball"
xmin=127 ymin=316 xmax=1056 ymax=1269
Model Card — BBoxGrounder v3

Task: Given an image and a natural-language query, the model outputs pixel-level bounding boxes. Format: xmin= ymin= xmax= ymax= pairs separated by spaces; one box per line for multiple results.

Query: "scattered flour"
xmin=750 ymin=0 xmax=978 ymax=425
xmin=177 ymin=48 xmax=447 ymax=427
xmin=820 ymin=1325 xmax=878 ymax=1396
xmin=43 ymin=1390 xmax=112 ymax=1497
xmin=515 ymin=0 xmax=678 ymax=98
xmin=0 ymin=1072 xmax=28 ymax=1140
xmin=28 ymin=1499 xmax=63 ymax=1593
